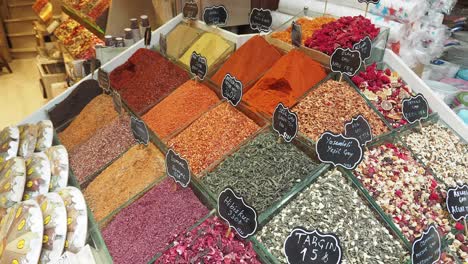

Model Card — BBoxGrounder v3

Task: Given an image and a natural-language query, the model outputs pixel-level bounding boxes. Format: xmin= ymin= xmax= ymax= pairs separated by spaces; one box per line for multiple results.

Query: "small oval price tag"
xmin=344 ymin=115 xmax=372 ymax=146
xmin=411 ymin=225 xmax=441 ymax=264
xmin=330 ymin=48 xmax=362 ymax=77
xmin=203 ymin=5 xmax=228 ymax=26
xmin=353 ymin=36 xmax=372 ymax=61
xmin=222 ymin=73 xmax=243 ymax=106
xmin=183 ymin=1 xmax=198 ymax=20
xmin=130 ymin=116 xmax=149 ymax=145
xmin=166 ymin=149 xmax=191 ymax=188
xmin=218 ymin=187 xmax=257 ymax=239
xmin=402 ymin=93 xmax=429 ymax=124
xmin=284 ymin=228 xmax=342 ymax=264
xmin=273 ymin=103 xmax=298 ymax=143
xmin=316 ymin=131 xmax=363 ymax=170
xmin=446 ymin=185 xmax=468 ymax=221
xmin=291 ymin=21 xmax=302 ymax=47
xmin=190 ymin=51 xmax=208 ymax=80
xmin=249 ymin=8 xmax=272 ymax=33
xmin=98 ymin=68 xmax=110 ymax=93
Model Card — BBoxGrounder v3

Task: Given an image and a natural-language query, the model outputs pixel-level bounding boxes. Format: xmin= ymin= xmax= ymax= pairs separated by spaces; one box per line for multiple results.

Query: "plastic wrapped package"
xmin=369 ymin=0 xmax=429 ymax=23
xmin=0 ymin=157 xmax=26 ymax=208
xmin=424 ymin=80 xmax=459 ymax=105
xmin=428 ymin=0 xmax=457 ymax=14
xmin=45 ymin=145 xmax=69 ymax=191
xmin=441 ymin=41 xmax=468 ymax=68
xmin=422 ymin=60 xmax=460 ymax=81
xmin=0 ymin=126 xmax=19 ymax=161
xmin=441 ymin=78 xmax=468 ymax=91
xmin=35 ymin=120 xmax=53 ymax=152
xmin=23 ymin=152 xmax=51 ymax=200
xmin=18 ymin=124 xmax=38 ymax=158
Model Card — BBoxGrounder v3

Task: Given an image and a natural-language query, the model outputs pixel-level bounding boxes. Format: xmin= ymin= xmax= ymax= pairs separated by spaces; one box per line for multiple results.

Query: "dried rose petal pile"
xmin=352 ymin=63 xmax=414 ymax=128
xmin=156 ymin=217 xmax=261 ymax=263
xmin=305 ymin=15 xmax=380 ymax=55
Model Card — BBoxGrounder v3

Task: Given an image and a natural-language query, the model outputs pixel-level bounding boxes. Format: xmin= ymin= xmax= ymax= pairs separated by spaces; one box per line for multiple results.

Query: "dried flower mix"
xmin=18 ymin=124 xmax=38 ymax=158
xmin=70 ymin=114 xmax=135 ymax=185
xmin=0 ymin=126 xmax=19 ymax=161
xmin=57 ymin=186 xmax=87 ymax=253
xmin=352 ymin=63 xmax=414 ymax=128
xmin=58 ymin=94 xmax=118 ymax=151
xmin=102 ymin=178 xmax=209 ymax=264
xmin=84 ymin=143 xmax=165 ymax=222
xmin=45 ymin=145 xmax=69 ymax=191
xmin=0 ymin=157 xmax=25 ymax=208
xmin=402 ymin=123 xmax=468 ymax=187
xmin=292 ymin=79 xmax=389 ymax=141
xmin=257 ymin=169 xmax=408 ymax=263
xmin=271 ymin=17 xmax=336 ymax=45
xmin=243 ymin=49 xmax=326 ymax=115
xmin=203 ymin=131 xmax=319 ymax=213
xmin=143 ymin=80 xmax=219 ymax=139
xmin=156 ymin=216 xmax=261 ymax=263
xmin=211 ymin=36 xmax=283 ymax=87
xmin=167 ymin=102 xmax=260 ymax=176
xmin=166 ymin=23 xmax=203 ymax=59
xmin=305 ymin=15 xmax=380 ymax=55
xmin=110 ymin=48 xmax=190 ymax=114
xmin=35 ymin=120 xmax=53 ymax=152
xmin=23 ymin=152 xmax=51 ymax=201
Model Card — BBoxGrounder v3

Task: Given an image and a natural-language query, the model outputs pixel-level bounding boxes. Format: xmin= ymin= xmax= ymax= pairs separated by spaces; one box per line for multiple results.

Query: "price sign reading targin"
xmin=358 ymin=0 xmax=380 ymax=4
xmin=291 ymin=21 xmax=302 ymax=47
xmin=130 ymin=116 xmax=149 ymax=145
xmin=166 ymin=149 xmax=191 ymax=188
xmin=273 ymin=103 xmax=298 ymax=143
xmin=249 ymin=8 xmax=272 ymax=33
xmin=284 ymin=228 xmax=342 ymax=264
xmin=316 ymin=132 xmax=363 ymax=170
xmin=203 ymin=5 xmax=228 ymax=26
xmin=222 ymin=73 xmax=243 ymax=106
xmin=344 ymin=115 xmax=372 ymax=146
xmin=402 ymin=93 xmax=429 ymax=124
xmin=218 ymin=187 xmax=257 ymax=239
xmin=330 ymin=48 xmax=362 ymax=77
xmin=112 ymin=90 xmax=122 ymax=115
xmin=98 ymin=68 xmax=110 ymax=92
xmin=411 ymin=225 xmax=441 ymax=264
xmin=446 ymin=185 xmax=468 ymax=221
xmin=353 ymin=36 xmax=372 ymax=60
xmin=183 ymin=1 xmax=198 ymax=20
xmin=190 ymin=52 xmax=208 ymax=80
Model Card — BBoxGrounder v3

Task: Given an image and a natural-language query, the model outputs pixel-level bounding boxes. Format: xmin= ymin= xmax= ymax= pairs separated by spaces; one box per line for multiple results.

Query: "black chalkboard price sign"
xmin=222 ymin=73 xmax=243 ymax=106
xmin=183 ymin=1 xmax=198 ymax=20
xmin=411 ymin=225 xmax=441 ymax=264
xmin=358 ymin=0 xmax=380 ymax=4
xmin=203 ymin=5 xmax=228 ymax=26
xmin=190 ymin=52 xmax=208 ymax=80
xmin=166 ymin=149 xmax=191 ymax=188
xmin=402 ymin=93 xmax=429 ymax=124
xmin=159 ymin=33 xmax=167 ymax=57
xmin=291 ymin=21 xmax=302 ymax=47
xmin=98 ymin=68 xmax=110 ymax=93
xmin=344 ymin=115 xmax=372 ymax=146
xmin=130 ymin=116 xmax=149 ymax=145
xmin=446 ymin=185 xmax=468 ymax=221
xmin=353 ymin=36 xmax=372 ymax=60
xmin=284 ymin=228 xmax=342 ymax=264
xmin=330 ymin=48 xmax=362 ymax=77
xmin=112 ymin=90 xmax=122 ymax=115
xmin=144 ymin=27 xmax=152 ymax=48
xmin=272 ymin=103 xmax=298 ymax=143
xmin=249 ymin=8 xmax=273 ymax=33
xmin=218 ymin=187 xmax=257 ymax=239
xmin=316 ymin=131 xmax=363 ymax=170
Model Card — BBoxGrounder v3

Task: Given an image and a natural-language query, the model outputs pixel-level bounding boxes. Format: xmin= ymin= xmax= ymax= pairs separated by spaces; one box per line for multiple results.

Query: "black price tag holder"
xmin=344 ymin=114 xmax=373 ymax=149
xmin=272 ymin=103 xmax=298 ymax=143
xmin=166 ymin=149 xmax=191 ymax=188
xmin=402 ymin=93 xmax=429 ymax=131
xmin=203 ymin=5 xmax=228 ymax=27
xmin=291 ymin=21 xmax=302 ymax=48
xmin=97 ymin=68 xmax=111 ymax=94
xmin=446 ymin=185 xmax=468 ymax=236
xmin=411 ymin=225 xmax=441 ymax=264
xmin=130 ymin=116 xmax=149 ymax=146
xmin=112 ymin=90 xmax=123 ymax=115
xmin=221 ymin=73 xmax=243 ymax=106
xmin=315 ymin=131 xmax=364 ymax=170
xmin=183 ymin=0 xmax=198 ymax=20
xmin=249 ymin=8 xmax=273 ymax=33
xmin=190 ymin=51 xmax=208 ymax=81
xmin=330 ymin=48 xmax=362 ymax=82
xmin=357 ymin=0 xmax=380 ymax=17
xmin=352 ymin=36 xmax=372 ymax=64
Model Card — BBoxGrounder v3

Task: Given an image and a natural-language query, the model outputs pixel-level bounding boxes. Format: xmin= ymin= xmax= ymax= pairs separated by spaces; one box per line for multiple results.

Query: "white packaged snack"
xmin=23 ymin=152 xmax=51 ymax=200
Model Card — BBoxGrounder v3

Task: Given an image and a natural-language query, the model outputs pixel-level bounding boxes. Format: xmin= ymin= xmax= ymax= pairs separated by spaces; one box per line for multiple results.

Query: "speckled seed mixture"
xmin=402 ymin=123 xmax=468 ymax=187
xmin=70 ymin=114 xmax=135 ymax=185
xmin=167 ymin=102 xmax=260 ymax=176
xmin=102 ymin=178 xmax=209 ymax=264
xmin=292 ymin=80 xmax=389 ymax=141
xmin=84 ymin=143 xmax=165 ymax=222
xmin=203 ymin=131 xmax=319 ymax=214
xmin=257 ymin=170 xmax=408 ymax=264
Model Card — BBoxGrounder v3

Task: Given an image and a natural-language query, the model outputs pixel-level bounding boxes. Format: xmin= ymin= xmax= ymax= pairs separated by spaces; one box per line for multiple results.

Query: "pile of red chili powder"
xmin=109 ymin=48 xmax=190 ymax=114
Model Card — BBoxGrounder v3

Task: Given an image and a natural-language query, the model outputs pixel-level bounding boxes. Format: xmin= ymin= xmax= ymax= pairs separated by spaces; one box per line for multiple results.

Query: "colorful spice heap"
xmin=167 ymin=102 xmax=260 ymax=176
xmin=402 ymin=123 xmax=468 ymax=187
xmin=271 ymin=17 xmax=336 ymax=45
xmin=166 ymin=23 xmax=203 ymax=59
xmin=84 ymin=144 xmax=165 ymax=222
xmin=102 ymin=178 xmax=209 ymax=264
xmin=179 ymin=32 xmax=233 ymax=72
xmin=243 ymin=49 xmax=326 ymax=115
xmin=353 ymin=143 xmax=464 ymax=261
xmin=352 ymin=63 xmax=414 ymax=128
xmin=211 ymin=36 xmax=283 ymax=87
xmin=58 ymin=94 xmax=118 ymax=151
xmin=110 ymin=48 xmax=190 ymax=114
xmin=203 ymin=131 xmax=319 ymax=213
xmin=156 ymin=216 xmax=261 ymax=263
xmin=70 ymin=114 xmax=135 ymax=186
xmin=305 ymin=15 xmax=380 ymax=55
xmin=292 ymin=80 xmax=389 ymax=141
xmin=143 ymin=80 xmax=219 ymax=140
xmin=258 ymin=170 xmax=408 ymax=263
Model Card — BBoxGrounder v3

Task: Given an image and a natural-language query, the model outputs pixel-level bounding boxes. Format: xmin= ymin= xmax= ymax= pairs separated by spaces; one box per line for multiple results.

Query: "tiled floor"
xmin=0 ymin=59 xmax=46 ymax=128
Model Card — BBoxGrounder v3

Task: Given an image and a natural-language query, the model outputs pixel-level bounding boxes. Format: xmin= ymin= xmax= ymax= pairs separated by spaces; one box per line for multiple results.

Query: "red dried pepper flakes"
xmin=110 ymin=48 xmax=190 ymax=114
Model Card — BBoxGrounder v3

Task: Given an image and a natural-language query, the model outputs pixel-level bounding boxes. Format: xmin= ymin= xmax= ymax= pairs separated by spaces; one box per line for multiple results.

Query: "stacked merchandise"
xmin=62 ymin=0 xmax=110 ymax=20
